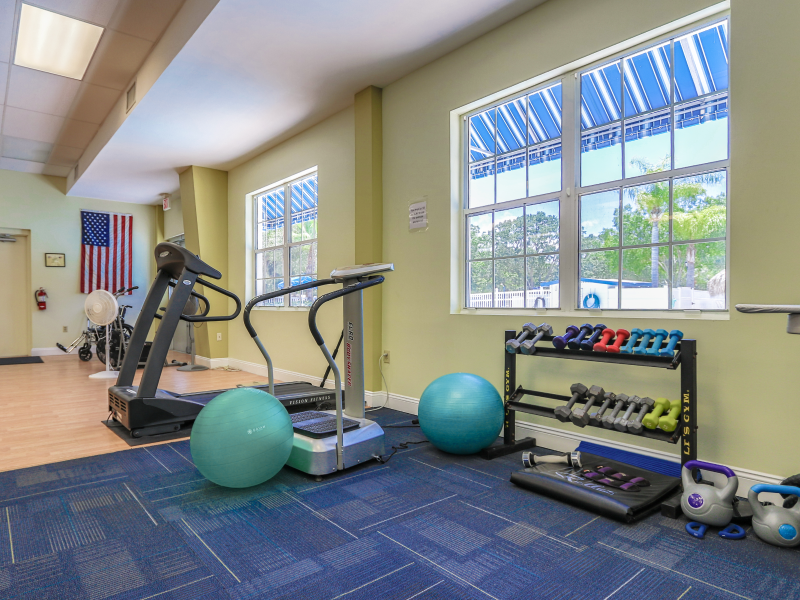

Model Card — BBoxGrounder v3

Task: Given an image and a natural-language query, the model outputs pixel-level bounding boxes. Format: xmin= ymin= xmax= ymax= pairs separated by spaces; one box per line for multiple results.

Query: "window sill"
xmin=252 ymin=306 xmax=311 ymax=312
xmin=454 ymin=307 xmax=729 ymax=321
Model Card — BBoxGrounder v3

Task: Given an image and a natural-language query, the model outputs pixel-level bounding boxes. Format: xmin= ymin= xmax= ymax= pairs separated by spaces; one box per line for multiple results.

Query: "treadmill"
xmin=108 ymin=243 xmax=339 ymax=438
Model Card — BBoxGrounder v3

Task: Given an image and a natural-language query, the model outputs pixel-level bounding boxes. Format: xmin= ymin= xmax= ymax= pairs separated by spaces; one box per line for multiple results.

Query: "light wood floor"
xmin=0 ymin=352 xmax=274 ymax=473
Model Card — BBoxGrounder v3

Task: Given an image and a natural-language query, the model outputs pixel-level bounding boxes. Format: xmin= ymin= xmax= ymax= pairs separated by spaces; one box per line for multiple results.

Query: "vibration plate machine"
xmin=109 ymin=243 xmax=340 ymax=438
xmin=243 ymin=262 xmax=393 ymax=476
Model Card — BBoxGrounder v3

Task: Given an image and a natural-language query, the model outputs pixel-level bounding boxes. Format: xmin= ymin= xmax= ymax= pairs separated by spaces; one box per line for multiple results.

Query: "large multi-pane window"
xmin=464 ymin=17 xmax=729 ymax=311
xmin=254 ymin=171 xmax=318 ymax=307
xmin=467 ymin=83 xmax=563 ymax=308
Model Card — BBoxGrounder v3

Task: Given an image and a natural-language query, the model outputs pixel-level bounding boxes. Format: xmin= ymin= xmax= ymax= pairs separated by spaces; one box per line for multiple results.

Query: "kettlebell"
xmin=681 ymin=460 xmax=738 ymax=527
xmin=748 ymin=484 xmax=800 ymax=548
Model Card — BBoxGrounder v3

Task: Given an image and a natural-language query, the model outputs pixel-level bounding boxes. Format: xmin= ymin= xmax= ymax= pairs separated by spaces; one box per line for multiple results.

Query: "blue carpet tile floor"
xmin=0 ymin=408 xmax=797 ymax=600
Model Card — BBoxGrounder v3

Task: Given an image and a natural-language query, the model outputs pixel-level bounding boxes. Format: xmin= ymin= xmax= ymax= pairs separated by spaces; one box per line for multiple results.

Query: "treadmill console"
xmin=331 ymin=263 xmax=394 ymax=280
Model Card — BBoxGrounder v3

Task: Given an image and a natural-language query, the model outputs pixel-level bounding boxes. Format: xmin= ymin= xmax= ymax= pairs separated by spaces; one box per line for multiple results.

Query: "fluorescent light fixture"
xmin=14 ymin=4 xmax=103 ymax=80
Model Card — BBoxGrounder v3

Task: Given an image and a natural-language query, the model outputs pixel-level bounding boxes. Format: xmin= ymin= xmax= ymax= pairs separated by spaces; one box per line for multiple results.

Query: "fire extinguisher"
xmin=35 ymin=287 xmax=48 ymax=310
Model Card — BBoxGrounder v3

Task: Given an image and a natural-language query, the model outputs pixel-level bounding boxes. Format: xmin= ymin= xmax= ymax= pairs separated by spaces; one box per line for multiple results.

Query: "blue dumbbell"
xmin=620 ymin=328 xmax=642 ymax=354
xmin=553 ymin=325 xmax=580 ymax=350
xmin=660 ymin=330 xmax=684 ymax=357
xmin=633 ymin=329 xmax=655 ymax=355
xmin=580 ymin=324 xmax=607 ymax=351
xmin=567 ymin=324 xmax=593 ymax=350
xmin=645 ymin=329 xmax=669 ymax=355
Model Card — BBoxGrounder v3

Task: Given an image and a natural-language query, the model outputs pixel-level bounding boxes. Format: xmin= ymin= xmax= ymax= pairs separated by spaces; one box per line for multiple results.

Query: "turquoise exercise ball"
xmin=190 ymin=387 xmax=294 ymax=488
xmin=418 ymin=373 xmax=503 ymax=454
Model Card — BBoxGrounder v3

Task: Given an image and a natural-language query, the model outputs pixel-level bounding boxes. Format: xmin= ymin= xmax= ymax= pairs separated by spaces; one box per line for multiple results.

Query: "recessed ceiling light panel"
xmin=14 ymin=4 xmax=104 ymax=80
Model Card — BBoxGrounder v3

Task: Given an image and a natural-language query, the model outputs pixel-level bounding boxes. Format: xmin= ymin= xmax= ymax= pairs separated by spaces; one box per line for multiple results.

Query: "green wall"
xmin=227 ymin=107 xmax=356 ymax=378
xmin=0 ymin=171 xmax=155 ymax=350
xmin=380 ymin=0 xmax=800 ymax=476
xmin=181 ymin=166 xmax=230 ymax=359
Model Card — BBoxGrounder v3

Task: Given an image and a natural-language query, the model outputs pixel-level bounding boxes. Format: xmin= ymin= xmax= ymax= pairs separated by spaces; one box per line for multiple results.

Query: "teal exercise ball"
xmin=190 ymin=388 xmax=294 ymax=488
xmin=418 ymin=373 xmax=503 ymax=455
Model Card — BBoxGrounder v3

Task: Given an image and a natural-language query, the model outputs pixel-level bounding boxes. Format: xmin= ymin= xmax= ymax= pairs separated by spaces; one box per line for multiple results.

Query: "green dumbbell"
xmin=658 ymin=400 xmax=682 ymax=432
xmin=642 ymin=397 xmax=670 ymax=429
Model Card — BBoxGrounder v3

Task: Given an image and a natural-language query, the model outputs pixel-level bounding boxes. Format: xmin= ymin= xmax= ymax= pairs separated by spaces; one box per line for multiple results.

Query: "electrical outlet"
xmin=383 ymin=351 xmax=390 ymax=364
xmin=62 ymin=326 xmax=68 ymax=333
xmin=216 ymin=332 xmax=222 ymax=341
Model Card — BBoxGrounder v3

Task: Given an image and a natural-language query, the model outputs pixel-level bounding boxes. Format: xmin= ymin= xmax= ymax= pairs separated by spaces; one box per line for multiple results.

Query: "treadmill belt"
xmin=291 ymin=411 xmax=360 ymax=439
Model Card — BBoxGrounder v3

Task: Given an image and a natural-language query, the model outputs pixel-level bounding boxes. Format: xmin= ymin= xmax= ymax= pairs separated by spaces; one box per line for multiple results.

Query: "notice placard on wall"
xmin=409 ymin=198 xmax=428 ymax=232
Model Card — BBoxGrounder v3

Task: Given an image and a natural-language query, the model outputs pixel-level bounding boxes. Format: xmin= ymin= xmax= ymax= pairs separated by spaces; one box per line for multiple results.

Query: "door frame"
xmin=0 ymin=227 xmax=32 ymax=356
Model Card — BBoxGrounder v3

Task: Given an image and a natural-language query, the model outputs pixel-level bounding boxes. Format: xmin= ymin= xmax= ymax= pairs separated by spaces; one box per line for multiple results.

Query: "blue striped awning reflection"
xmin=470 ymin=83 xmax=562 ymax=162
xmin=291 ymin=176 xmax=318 ymax=213
xmin=581 ymin=20 xmax=728 ymax=130
xmin=258 ymin=189 xmax=285 ymax=221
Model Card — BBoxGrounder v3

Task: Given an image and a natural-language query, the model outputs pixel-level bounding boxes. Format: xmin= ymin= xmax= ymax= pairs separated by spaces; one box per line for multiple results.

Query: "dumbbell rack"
xmin=481 ymin=329 xmax=697 ymax=470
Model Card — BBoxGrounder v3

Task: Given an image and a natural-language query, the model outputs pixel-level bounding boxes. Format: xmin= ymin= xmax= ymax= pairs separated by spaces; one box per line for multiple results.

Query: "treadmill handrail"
xmin=308 ymin=276 xmax=385 ymax=346
xmin=153 ymin=284 xmax=210 ymax=320
xmin=181 ymin=277 xmax=241 ymax=322
xmin=243 ymin=278 xmax=337 ymax=337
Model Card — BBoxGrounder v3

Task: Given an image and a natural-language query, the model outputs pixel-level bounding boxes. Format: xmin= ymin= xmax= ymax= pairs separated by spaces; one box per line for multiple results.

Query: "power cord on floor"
xmin=375 ymin=440 xmax=429 ymax=464
xmin=366 ymin=353 xmax=390 ymax=412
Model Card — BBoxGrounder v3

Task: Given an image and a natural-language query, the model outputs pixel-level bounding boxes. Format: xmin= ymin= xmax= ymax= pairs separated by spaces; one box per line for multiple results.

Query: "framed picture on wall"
xmin=45 ymin=253 xmax=65 ymax=267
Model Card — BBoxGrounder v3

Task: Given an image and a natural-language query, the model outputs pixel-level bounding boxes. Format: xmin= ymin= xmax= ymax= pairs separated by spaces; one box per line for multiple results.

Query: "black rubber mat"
xmin=0 ymin=356 xmax=44 ymax=365
xmin=101 ymin=419 xmax=193 ymax=446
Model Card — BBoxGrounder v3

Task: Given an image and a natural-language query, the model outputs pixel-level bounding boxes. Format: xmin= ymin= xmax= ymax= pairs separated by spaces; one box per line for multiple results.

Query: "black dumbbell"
xmin=567 ymin=324 xmax=594 ymax=350
xmin=506 ymin=323 xmax=535 ymax=353
xmin=614 ymin=395 xmax=641 ymax=432
xmin=570 ymin=385 xmax=605 ymax=427
xmin=603 ymin=393 xmax=629 ymax=429
xmin=554 ymin=383 xmax=588 ymax=422
xmin=627 ymin=397 xmax=654 ymax=435
xmin=589 ymin=391 xmax=616 ymax=426
xmin=580 ymin=324 xmax=607 ymax=351
xmin=520 ymin=323 xmax=553 ymax=355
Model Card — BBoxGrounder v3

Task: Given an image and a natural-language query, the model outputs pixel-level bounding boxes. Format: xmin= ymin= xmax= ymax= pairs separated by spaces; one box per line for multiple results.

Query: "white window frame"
xmin=249 ymin=166 xmax=318 ymax=310
xmin=451 ymin=2 xmax=731 ymax=321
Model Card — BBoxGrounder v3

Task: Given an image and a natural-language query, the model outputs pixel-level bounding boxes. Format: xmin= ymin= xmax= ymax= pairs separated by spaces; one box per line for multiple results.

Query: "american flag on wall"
xmin=80 ymin=210 xmax=133 ymax=294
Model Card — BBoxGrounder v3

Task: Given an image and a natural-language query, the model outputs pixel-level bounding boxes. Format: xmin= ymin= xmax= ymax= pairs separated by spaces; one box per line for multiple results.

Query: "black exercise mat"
xmin=510 ymin=452 xmax=681 ymax=523
xmin=102 ymin=419 xmax=193 ymax=446
xmin=0 ymin=356 xmax=44 ymax=365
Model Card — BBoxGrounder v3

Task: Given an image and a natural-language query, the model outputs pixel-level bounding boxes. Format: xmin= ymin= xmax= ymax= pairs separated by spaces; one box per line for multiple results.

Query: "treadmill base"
xmin=286 ymin=414 xmax=385 ymax=476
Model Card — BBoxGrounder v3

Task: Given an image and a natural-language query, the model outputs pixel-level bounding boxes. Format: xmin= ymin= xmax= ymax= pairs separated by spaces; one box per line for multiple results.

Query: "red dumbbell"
xmin=605 ymin=329 xmax=630 ymax=354
xmin=593 ymin=328 xmax=616 ymax=352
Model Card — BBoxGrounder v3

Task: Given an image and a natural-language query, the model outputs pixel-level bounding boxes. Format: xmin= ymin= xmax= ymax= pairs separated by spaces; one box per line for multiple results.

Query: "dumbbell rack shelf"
xmin=481 ymin=330 xmax=698 ymax=469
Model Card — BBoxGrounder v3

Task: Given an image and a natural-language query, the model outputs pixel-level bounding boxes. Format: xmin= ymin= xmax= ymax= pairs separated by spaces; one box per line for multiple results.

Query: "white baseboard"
xmin=194 ymin=355 xmax=230 ymax=370
xmin=32 ymin=347 xmax=68 ymax=356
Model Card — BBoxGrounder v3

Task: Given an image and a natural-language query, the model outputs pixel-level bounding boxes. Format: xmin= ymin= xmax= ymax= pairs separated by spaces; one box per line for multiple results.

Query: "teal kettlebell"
xmin=681 ymin=460 xmax=738 ymax=527
xmin=748 ymin=484 xmax=800 ymax=548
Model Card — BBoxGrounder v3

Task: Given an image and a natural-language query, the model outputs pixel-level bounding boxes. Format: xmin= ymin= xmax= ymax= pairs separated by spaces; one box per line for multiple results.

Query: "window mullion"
xmin=559 ymin=73 xmax=578 ymax=312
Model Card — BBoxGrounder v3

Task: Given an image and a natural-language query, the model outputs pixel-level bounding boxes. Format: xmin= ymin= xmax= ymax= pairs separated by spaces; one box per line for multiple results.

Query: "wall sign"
xmin=409 ymin=197 xmax=428 ymax=232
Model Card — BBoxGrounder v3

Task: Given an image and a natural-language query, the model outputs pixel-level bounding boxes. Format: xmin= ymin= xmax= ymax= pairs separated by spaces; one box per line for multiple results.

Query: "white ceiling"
xmin=0 ymin=0 xmax=184 ymax=177
xmin=68 ymin=0 xmax=547 ymax=204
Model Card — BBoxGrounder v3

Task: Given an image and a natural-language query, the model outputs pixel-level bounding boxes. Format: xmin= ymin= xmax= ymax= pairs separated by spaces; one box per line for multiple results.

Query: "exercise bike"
xmin=96 ymin=287 xmax=138 ymax=369
xmin=57 ymin=286 xmax=137 ymax=364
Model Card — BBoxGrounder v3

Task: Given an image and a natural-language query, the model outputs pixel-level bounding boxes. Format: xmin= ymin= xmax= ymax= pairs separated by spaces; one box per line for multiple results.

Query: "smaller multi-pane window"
xmin=467 ymin=200 xmax=560 ymax=309
xmin=254 ymin=172 xmax=318 ymax=307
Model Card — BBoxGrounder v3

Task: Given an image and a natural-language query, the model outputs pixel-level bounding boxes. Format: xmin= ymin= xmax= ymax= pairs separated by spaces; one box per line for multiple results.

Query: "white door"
xmin=0 ymin=238 xmax=30 ymax=357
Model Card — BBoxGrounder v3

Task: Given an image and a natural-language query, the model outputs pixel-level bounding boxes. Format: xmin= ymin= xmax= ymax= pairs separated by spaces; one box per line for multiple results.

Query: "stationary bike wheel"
xmin=78 ymin=346 xmax=92 ymax=361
